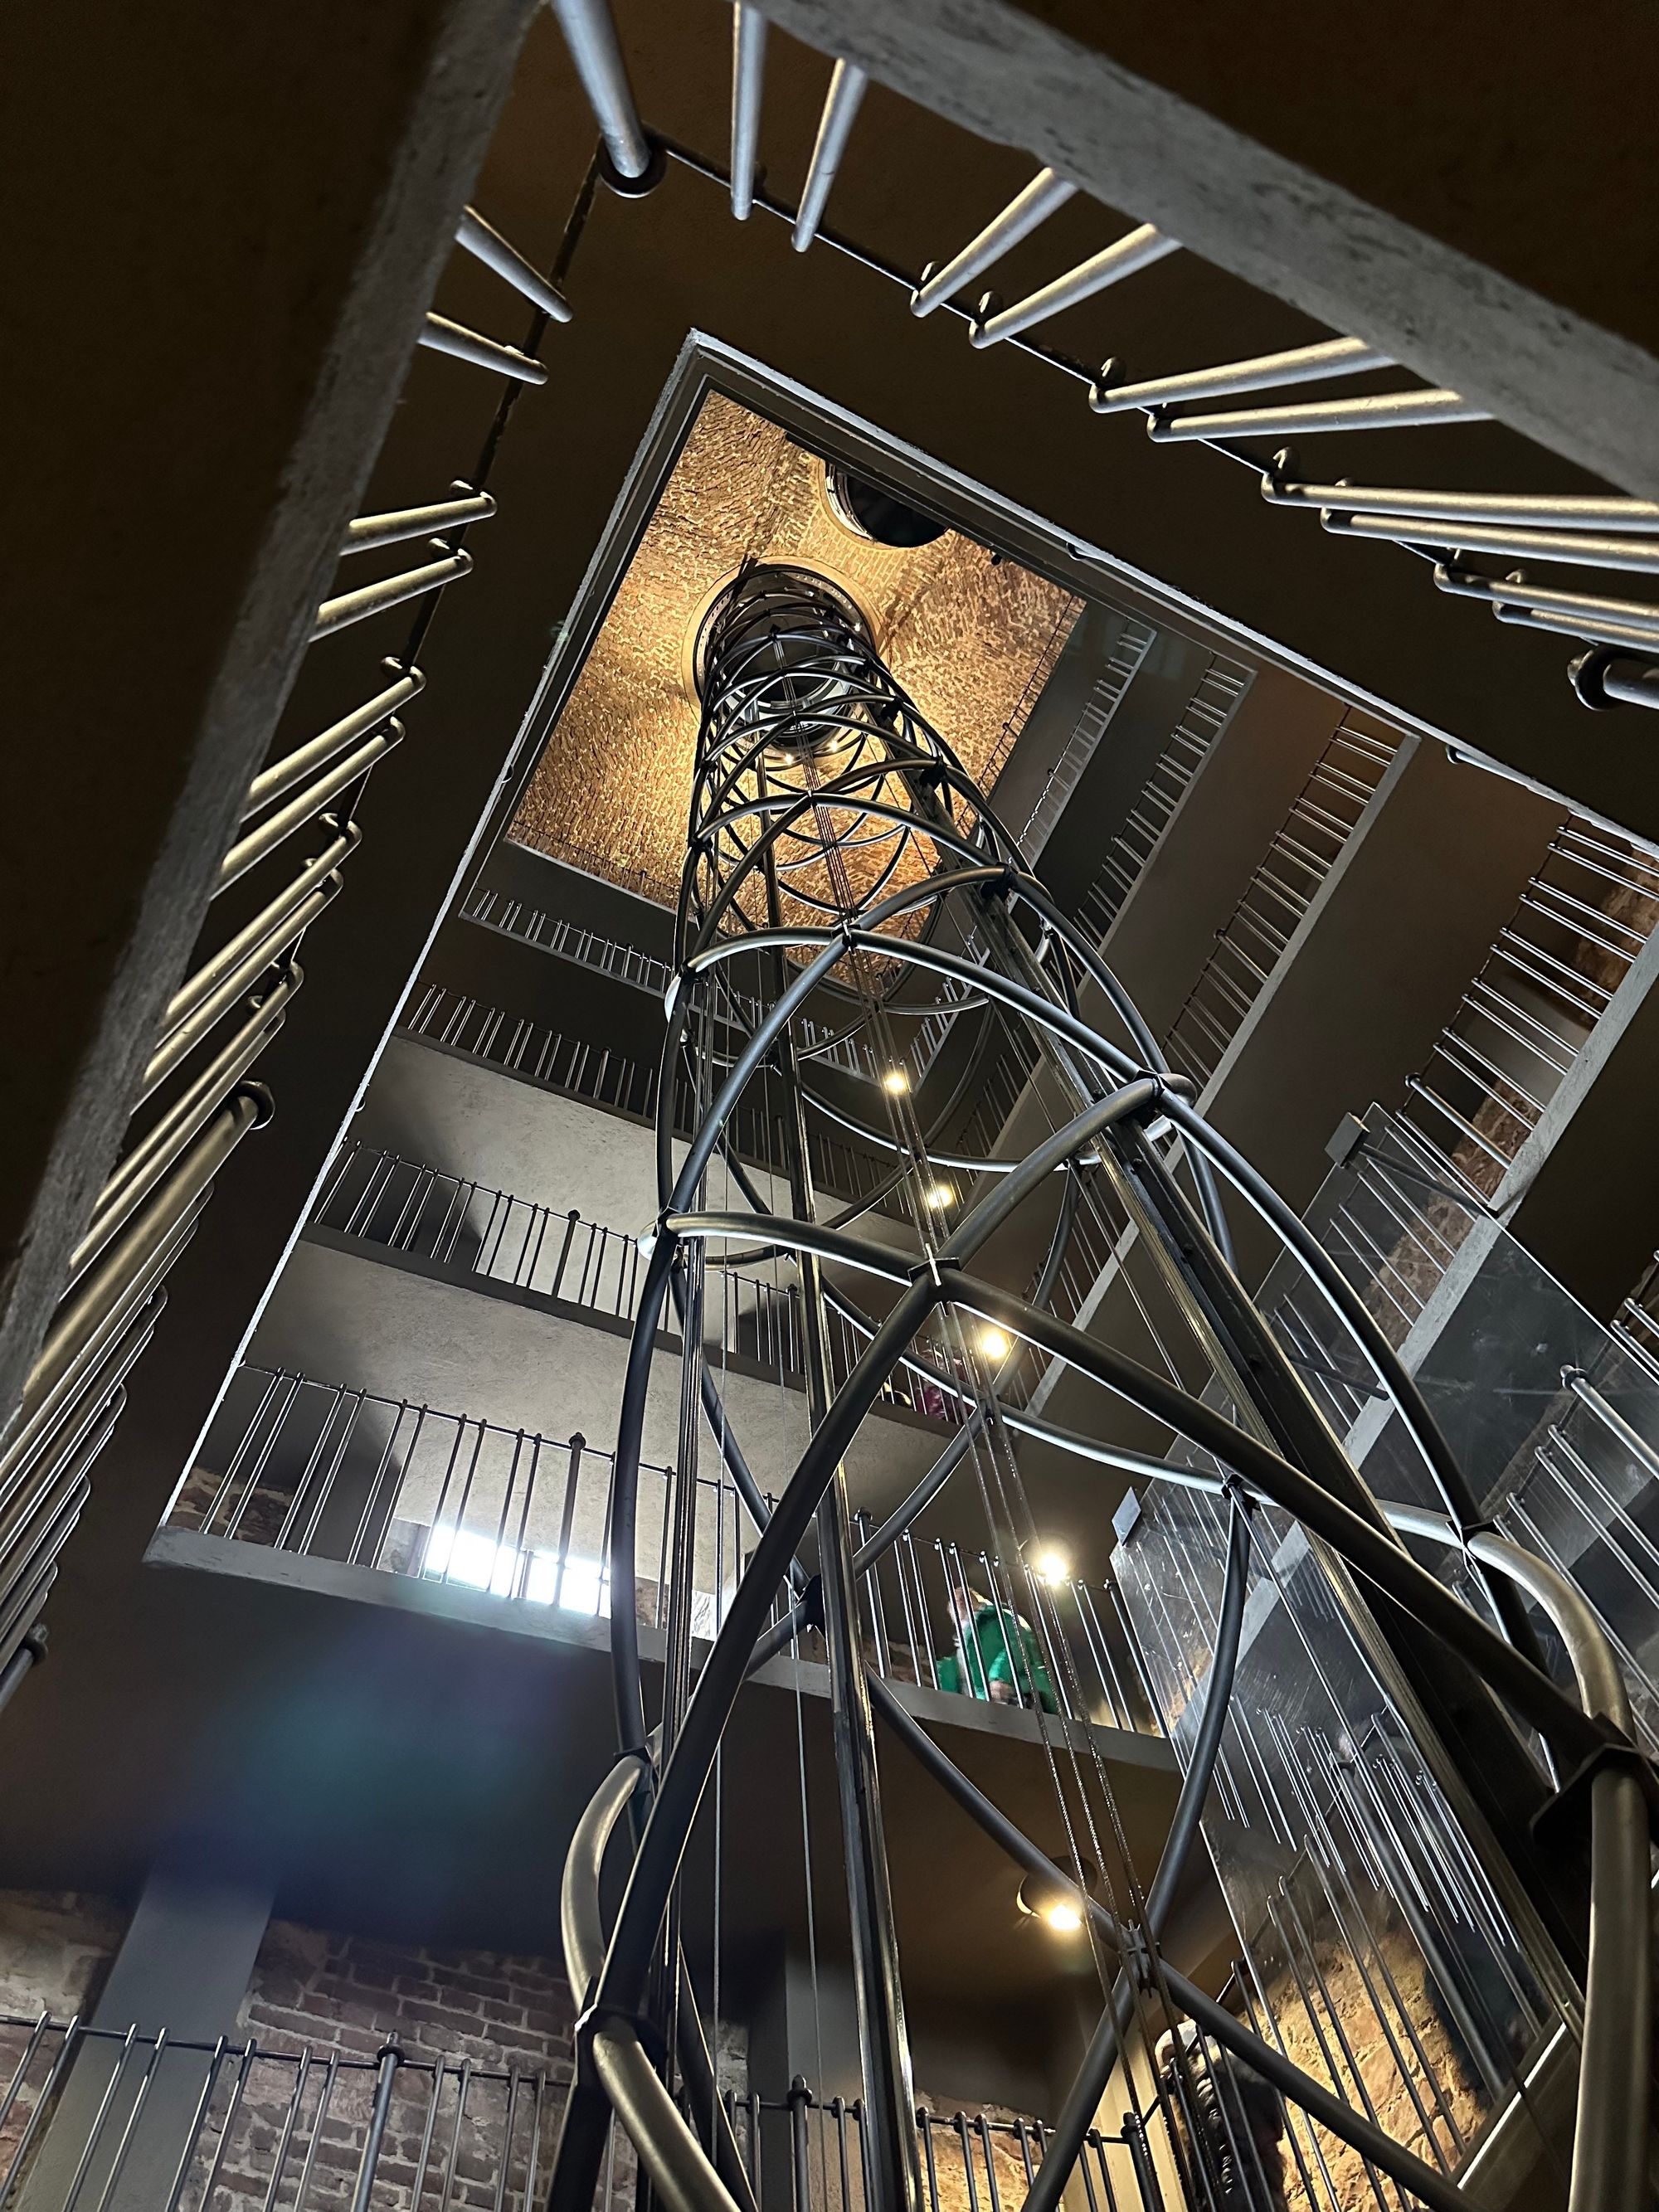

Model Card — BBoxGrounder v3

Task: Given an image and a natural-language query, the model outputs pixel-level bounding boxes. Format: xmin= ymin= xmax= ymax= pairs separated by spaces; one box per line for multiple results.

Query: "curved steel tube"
xmin=562 ymin=562 xmax=1650 ymax=2212
xmin=1384 ymin=1505 xmax=1651 ymax=2212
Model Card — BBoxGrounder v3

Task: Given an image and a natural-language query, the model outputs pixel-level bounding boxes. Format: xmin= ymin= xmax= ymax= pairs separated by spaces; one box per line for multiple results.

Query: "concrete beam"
xmin=757 ymin=0 xmax=1659 ymax=495
xmin=0 ymin=0 xmax=537 ymax=1425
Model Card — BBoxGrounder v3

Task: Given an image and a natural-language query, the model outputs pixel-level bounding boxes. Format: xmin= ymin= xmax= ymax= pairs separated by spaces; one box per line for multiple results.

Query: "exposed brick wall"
xmin=202 ymin=1921 xmax=636 ymax=2212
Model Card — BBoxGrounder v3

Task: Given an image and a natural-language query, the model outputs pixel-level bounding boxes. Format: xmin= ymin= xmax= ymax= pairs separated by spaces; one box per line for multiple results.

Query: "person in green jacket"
xmin=937 ymin=1582 xmax=1058 ymax=1714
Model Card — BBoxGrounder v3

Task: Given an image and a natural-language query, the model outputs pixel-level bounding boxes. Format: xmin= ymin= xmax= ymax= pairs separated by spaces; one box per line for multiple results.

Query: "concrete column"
xmin=19 ymin=1856 xmax=275 ymax=2212
xmin=0 ymin=0 xmax=538 ymax=1427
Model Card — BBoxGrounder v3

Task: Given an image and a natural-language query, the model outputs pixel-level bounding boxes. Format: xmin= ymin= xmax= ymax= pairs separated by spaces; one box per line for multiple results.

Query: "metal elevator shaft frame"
xmin=753 ymin=745 xmax=925 ymax=2212
xmin=547 ymin=560 xmax=1652 ymax=2212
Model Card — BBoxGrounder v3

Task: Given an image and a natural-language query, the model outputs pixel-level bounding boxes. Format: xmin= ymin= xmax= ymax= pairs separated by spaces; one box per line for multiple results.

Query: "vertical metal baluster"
xmin=158 ymin=2035 xmax=232 ymax=2212
xmin=350 ymin=2044 xmax=402 ymax=2212
xmin=654 ymin=1466 xmax=676 ymax=1631
xmin=387 ymin=1159 xmax=431 ymax=1251
xmin=918 ymin=2109 xmax=941 ymax=2212
xmin=550 ymin=1209 xmax=581 ymax=1300
xmin=436 ymin=2060 xmax=472 ymax=2212
xmin=408 ymin=2063 xmax=447 ymax=2212
xmin=347 ymin=1148 xmax=401 ymax=1240
xmin=861 ymin=1516 xmax=891 ymax=1675
xmin=523 ymin=1203 xmax=554 ymax=1293
xmin=1275 ymin=1721 xmax=1463 ymax=2164
xmin=888 ymin=1528 xmax=922 ymax=1689
xmin=489 ymin=1432 xmax=527 ymax=1593
xmin=259 ymin=2050 xmax=312 ymax=2212
xmin=350 ymin=1402 xmax=410 ymax=1567
xmin=222 ymin=1371 xmax=307 ymax=1539
xmin=313 ymin=1140 xmax=362 ymax=1224
xmin=951 ymin=2113 xmax=980 ymax=2212
xmin=551 ymin=1436 xmax=586 ymax=1609
xmin=0 ymin=2014 xmax=51 ymax=2143
xmin=510 ymin=1437 xmax=542 ymax=1598
xmin=201 ymin=1369 xmax=289 ymax=1532
xmin=289 ymin=2050 xmax=339 ymax=2212
xmin=432 ymin=1175 xmax=469 ymax=1265
xmin=267 ymin=1385 xmax=347 ymax=1549
xmin=421 ymin=1417 xmax=468 ymax=1577
xmin=901 ymin=1533 xmax=937 ymax=1689
xmin=480 ymin=1190 xmax=514 ymax=1279
xmin=93 ymin=2029 xmax=179 ymax=2212
xmin=1107 ymin=1581 xmax=1165 ymax=1734
xmin=520 ymin=2073 xmax=547 ymax=2212
xmin=976 ymin=1547 xmax=1026 ymax=1706
xmin=1235 ymin=1966 xmax=1332 ymax=2212
xmin=746 ymin=2092 xmax=764 ymax=2208
xmin=440 ymin=1423 xmax=490 ymax=1581
xmin=1068 ymin=1582 xmax=1117 ymax=1723
xmin=490 ymin=2069 xmax=521 ymax=2212
xmin=788 ymin=2078 xmax=811 ymax=2212
xmin=1267 ymin=1887 xmax=1395 ymax=2212
xmin=189 ymin=2039 xmax=260 ymax=2212
xmin=0 ymin=2017 xmax=86 ymax=2205
xmin=1085 ymin=2132 xmax=1123 ymax=2212
xmin=1119 ymin=2109 xmax=1165 ymax=2212
xmin=974 ymin=2116 xmax=1001 ymax=2212
xmin=575 ymin=1221 xmax=601 ymax=1300
xmin=831 ymin=2095 xmax=852 ymax=2212
xmin=58 ymin=2025 xmax=138 ymax=2212
xmin=297 ymin=1389 xmax=369 ymax=1556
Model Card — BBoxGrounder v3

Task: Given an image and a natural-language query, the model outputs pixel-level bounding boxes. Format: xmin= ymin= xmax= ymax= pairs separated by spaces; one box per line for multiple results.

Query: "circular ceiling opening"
xmin=822 ymin=461 xmax=947 ymax=548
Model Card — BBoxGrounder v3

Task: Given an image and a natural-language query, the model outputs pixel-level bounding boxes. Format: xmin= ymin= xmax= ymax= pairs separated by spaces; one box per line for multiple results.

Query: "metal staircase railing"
xmin=0 ymin=188 xmax=574 ymax=1695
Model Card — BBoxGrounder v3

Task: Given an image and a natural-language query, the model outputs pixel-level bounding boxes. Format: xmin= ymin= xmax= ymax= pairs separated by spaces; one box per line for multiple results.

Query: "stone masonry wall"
xmin=0 ymin=1891 xmax=126 ymax=2021
xmin=0 ymin=1890 xmax=128 ymax=2176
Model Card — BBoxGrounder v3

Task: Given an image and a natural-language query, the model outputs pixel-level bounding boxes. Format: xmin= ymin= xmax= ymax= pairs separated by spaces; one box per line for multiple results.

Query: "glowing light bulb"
xmin=924 ymin=1182 xmax=955 ymax=1210
xmin=1043 ymin=1900 xmax=1084 ymax=1935
xmin=882 ymin=1068 xmax=910 ymax=1095
xmin=1034 ymin=1548 xmax=1070 ymax=1586
xmin=978 ymin=1326 xmax=1011 ymax=1361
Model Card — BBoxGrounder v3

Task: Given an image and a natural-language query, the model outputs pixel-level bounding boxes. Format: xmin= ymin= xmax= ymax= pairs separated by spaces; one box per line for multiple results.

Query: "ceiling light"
xmin=1034 ymin=1548 xmax=1069 ymax=1586
xmin=924 ymin=1182 xmax=955 ymax=1209
xmin=1016 ymin=1872 xmax=1086 ymax=1933
xmin=882 ymin=1068 xmax=910 ymax=1095
xmin=977 ymin=1325 xmax=1011 ymax=1360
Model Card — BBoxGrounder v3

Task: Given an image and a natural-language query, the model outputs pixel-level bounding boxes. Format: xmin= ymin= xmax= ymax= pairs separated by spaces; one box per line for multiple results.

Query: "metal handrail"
xmin=313 ymin=1141 xmax=962 ymax=1422
xmin=399 ymin=984 xmax=893 ymax=1199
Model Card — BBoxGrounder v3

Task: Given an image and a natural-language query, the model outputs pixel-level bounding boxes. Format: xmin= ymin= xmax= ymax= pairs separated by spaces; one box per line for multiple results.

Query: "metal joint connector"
xmin=1531 ymin=1730 xmax=1659 ymax=1850
xmin=573 ymin=2000 xmax=669 ymax=2076
xmin=596 ymin=136 xmax=667 ymax=198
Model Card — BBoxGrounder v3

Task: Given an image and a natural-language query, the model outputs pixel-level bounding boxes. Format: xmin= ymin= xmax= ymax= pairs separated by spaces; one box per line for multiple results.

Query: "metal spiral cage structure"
xmin=552 ymin=565 xmax=1657 ymax=2212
